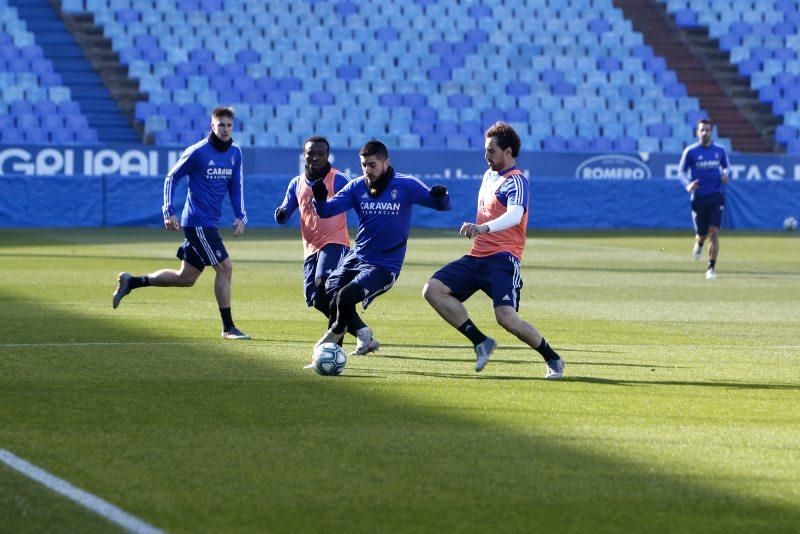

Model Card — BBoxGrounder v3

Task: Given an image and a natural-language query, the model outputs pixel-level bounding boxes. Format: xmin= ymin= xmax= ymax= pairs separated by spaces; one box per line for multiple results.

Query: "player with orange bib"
xmin=423 ymin=122 xmax=565 ymax=379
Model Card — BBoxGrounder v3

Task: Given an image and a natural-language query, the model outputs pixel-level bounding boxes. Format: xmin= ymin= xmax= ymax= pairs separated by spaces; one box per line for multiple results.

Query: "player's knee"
xmin=495 ymin=308 xmax=519 ymax=332
xmin=336 ymin=283 xmax=363 ymax=306
xmin=422 ymin=279 xmax=444 ymax=304
xmin=178 ymin=272 xmax=198 ymax=287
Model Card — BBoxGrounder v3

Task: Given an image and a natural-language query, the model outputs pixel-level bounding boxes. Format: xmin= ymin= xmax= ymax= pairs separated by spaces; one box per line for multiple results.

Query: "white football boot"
xmin=351 ymin=326 xmax=380 ymax=355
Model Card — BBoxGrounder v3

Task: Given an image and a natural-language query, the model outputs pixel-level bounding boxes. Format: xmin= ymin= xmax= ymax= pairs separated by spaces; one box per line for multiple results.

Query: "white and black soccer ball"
xmin=784 ymin=216 xmax=798 ymax=231
xmin=312 ymin=342 xmax=347 ymax=376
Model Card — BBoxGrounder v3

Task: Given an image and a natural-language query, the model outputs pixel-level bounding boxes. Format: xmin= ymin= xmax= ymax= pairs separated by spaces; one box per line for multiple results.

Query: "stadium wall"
xmin=1 ymin=145 xmax=799 ymax=230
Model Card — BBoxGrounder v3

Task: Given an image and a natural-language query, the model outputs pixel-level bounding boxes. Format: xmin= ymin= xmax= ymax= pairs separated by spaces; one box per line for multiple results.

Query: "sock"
xmin=346 ymin=314 xmax=367 ymax=337
xmin=708 ymin=259 xmax=716 ymax=269
xmin=457 ymin=319 xmax=487 ymax=346
xmin=128 ymin=275 xmax=149 ymax=290
xmin=535 ymin=337 xmax=561 ymax=362
xmin=219 ymin=307 xmax=234 ymax=331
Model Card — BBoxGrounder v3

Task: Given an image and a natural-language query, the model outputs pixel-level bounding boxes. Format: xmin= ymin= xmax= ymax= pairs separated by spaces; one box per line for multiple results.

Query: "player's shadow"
xmin=569 ymin=376 xmax=800 ymax=390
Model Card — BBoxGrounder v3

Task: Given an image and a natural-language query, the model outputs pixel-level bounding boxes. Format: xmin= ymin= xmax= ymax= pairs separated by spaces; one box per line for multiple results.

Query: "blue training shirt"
xmin=313 ymin=168 xmax=450 ymax=273
xmin=678 ymin=142 xmax=730 ymax=197
xmin=162 ymin=137 xmax=247 ymax=227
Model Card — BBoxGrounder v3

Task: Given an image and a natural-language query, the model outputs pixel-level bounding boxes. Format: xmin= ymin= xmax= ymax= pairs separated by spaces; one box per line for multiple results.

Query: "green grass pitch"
xmin=1 ymin=227 xmax=798 ymax=532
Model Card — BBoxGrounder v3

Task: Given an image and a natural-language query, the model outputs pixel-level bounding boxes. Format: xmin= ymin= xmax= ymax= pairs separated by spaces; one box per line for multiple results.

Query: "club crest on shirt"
xmin=391 ymin=189 xmax=398 ymax=200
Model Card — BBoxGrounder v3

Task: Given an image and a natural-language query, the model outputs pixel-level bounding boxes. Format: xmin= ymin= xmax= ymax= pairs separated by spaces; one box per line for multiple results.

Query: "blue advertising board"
xmin=1 ymin=144 xmax=799 ymax=230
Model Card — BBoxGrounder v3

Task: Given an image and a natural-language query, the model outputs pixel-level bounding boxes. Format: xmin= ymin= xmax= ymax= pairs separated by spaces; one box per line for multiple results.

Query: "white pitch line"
xmin=0 ymin=448 xmax=164 ymax=534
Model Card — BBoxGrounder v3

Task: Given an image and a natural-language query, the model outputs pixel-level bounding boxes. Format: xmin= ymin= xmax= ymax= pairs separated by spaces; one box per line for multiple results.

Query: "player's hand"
xmin=430 ymin=185 xmax=448 ymax=198
xmin=311 ymin=179 xmax=328 ymax=202
xmin=232 ymin=218 xmax=245 ymax=237
xmin=721 ymin=171 xmax=730 ymax=184
xmin=686 ymin=180 xmax=699 ymax=193
xmin=460 ymin=222 xmax=488 ymax=239
xmin=164 ymin=215 xmax=181 ymax=231
xmin=274 ymin=207 xmax=288 ymax=224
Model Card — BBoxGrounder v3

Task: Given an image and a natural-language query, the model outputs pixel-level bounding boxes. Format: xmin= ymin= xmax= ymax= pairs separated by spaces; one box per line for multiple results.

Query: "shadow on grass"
xmin=1 ymin=288 xmax=799 ymax=533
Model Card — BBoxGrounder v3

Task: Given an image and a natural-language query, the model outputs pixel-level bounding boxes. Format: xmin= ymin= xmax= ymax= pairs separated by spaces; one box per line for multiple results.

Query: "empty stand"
xmin=6 ymin=0 xmax=137 ymax=143
xmin=55 ymin=0 xmax=722 ymax=153
xmin=660 ymin=0 xmax=800 ymax=154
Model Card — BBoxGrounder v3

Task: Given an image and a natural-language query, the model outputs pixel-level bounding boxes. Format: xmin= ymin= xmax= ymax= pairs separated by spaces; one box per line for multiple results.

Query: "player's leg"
xmin=112 ymin=237 xmax=204 ymax=308
xmin=212 ymin=257 xmax=249 ymax=339
xmin=317 ymin=263 xmax=395 ymax=349
xmin=705 ymin=194 xmax=723 ymax=279
xmin=691 ymin=198 xmax=706 ymax=261
xmin=423 ymin=256 xmax=493 ymax=371
xmin=487 ymin=254 xmax=564 ymax=379
xmin=494 ymin=306 xmax=563 ymax=379
xmin=313 ymin=245 xmax=368 ymax=345
xmin=183 ymin=226 xmax=249 ymax=340
xmin=315 ymin=253 xmax=358 ymax=346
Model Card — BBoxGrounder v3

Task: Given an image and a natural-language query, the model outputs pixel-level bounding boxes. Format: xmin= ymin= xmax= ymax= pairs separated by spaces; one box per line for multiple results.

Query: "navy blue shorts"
xmin=176 ymin=226 xmax=228 ymax=271
xmin=691 ymin=192 xmax=724 ymax=236
xmin=302 ymin=243 xmax=349 ymax=307
xmin=431 ymin=253 xmax=523 ymax=310
xmin=325 ymin=250 xmax=397 ymax=310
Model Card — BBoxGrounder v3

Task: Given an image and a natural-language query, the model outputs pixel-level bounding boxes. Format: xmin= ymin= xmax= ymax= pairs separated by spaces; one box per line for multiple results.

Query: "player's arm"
xmin=162 ymin=147 xmax=195 ymax=230
xmin=720 ymin=150 xmax=730 ymax=184
xmin=677 ymin=148 xmax=698 ymax=192
xmin=411 ymin=178 xmax=451 ymax=211
xmin=229 ymin=149 xmax=247 ymax=237
xmin=274 ymin=178 xmax=300 ymax=224
xmin=312 ymin=179 xmax=354 ymax=218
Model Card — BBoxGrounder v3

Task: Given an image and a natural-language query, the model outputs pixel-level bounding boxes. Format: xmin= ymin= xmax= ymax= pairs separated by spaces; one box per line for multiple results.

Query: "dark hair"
xmin=303 ymin=135 xmax=330 ymax=153
xmin=359 ymin=140 xmax=389 ymax=160
xmin=485 ymin=121 xmax=521 ymax=157
xmin=211 ymin=106 xmax=235 ymax=120
xmin=696 ymin=118 xmax=713 ymax=129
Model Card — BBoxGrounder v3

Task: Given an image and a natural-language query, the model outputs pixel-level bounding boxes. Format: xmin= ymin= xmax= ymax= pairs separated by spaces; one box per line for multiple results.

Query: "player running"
xmin=274 ymin=136 xmax=379 ymax=355
xmin=678 ymin=118 xmax=730 ymax=280
xmin=112 ymin=106 xmax=250 ymax=340
xmin=308 ymin=140 xmax=450 ymax=357
xmin=422 ymin=122 xmax=565 ymax=378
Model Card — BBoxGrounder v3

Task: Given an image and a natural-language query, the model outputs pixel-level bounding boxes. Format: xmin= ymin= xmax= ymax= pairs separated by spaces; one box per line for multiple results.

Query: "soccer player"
xmin=422 ymin=122 xmax=565 ymax=379
xmin=310 ymin=140 xmax=450 ymax=354
xmin=112 ymin=106 xmax=250 ymax=340
xmin=274 ymin=136 xmax=379 ymax=355
xmin=678 ymin=118 xmax=730 ymax=280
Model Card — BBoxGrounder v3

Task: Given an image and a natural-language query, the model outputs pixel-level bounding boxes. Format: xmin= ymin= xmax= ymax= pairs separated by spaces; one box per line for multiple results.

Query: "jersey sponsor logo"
xmin=575 ymin=155 xmax=651 ymax=180
xmin=206 ymin=167 xmax=233 ymax=179
xmin=694 ymin=160 xmax=721 ymax=170
xmin=359 ymin=201 xmax=401 ymax=215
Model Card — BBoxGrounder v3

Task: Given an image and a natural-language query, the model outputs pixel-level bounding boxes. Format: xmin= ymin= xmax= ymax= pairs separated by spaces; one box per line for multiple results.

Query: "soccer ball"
xmin=784 ymin=216 xmax=798 ymax=231
xmin=311 ymin=342 xmax=347 ymax=376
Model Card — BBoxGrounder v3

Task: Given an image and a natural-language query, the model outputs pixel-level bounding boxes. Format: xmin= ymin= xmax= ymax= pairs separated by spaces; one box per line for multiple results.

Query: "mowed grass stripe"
xmin=0 ymin=228 xmax=798 ymax=532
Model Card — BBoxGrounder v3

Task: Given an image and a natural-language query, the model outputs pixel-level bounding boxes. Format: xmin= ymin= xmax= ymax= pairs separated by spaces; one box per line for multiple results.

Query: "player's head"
xmin=359 ymin=140 xmax=390 ymax=182
xmin=484 ymin=122 xmax=520 ymax=172
xmin=303 ymin=136 xmax=330 ymax=174
xmin=211 ymin=106 xmax=235 ymax=142
xmin=695 ymin=118 xmax=713 ymax=145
